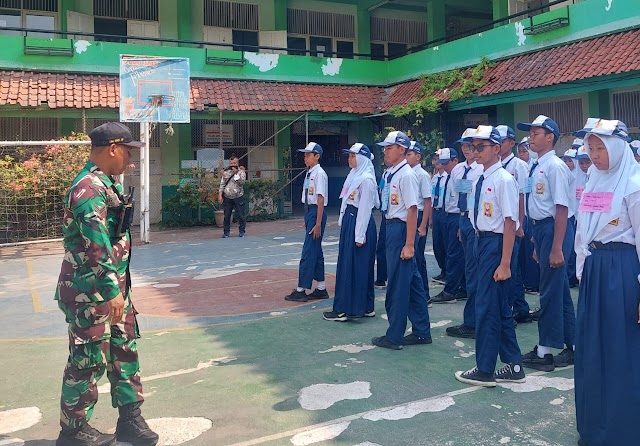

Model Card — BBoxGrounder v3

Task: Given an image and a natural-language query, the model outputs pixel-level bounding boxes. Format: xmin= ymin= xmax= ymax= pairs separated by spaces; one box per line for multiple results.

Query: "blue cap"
xmin=456 ymin=128 xmax=476 ymax=144
xmin=575 ymin=145 xmax=590 ymax=160
xmin=496 ymin=125 xmax=516 ymax=142
xmin=573 ymin=118 xmax=631 ymax=142
xmin=343 ymin=142 xmax=373 ymax=160
xmin=571 ymin=138 xmax=583 ymax=150
xmin=377 ymin=130 xmax=410 ymax=148
xmin=407 ymin=141 xmax=424 ymax=155
xmin=436 ymin=147 xmax=458 ymax=164
xmin=298 ymin=142 xmax=323 ymax=156
xmin=561 ymin=149 xmax=577 ymax=159
xmin=517 ymin=136 xmax=530 ymax=148
xmin=517 ymin=115 xmax=561 ymax=140
xmin=470 ymin=125 xmax=502 ymax=144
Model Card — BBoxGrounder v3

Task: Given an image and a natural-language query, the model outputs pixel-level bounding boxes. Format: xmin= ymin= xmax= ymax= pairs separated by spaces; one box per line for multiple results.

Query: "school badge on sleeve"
xmin=535 ymin=182 xmax=545 ymax=195
xmin=609 ymin=218 xmax=619 ymax=226
xmin=483 ymin=202 xmax=493 ymax=217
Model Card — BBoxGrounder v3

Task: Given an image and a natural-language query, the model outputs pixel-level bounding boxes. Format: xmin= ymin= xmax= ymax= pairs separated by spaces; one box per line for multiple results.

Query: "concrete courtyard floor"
xmin=0 ymin=216 xmax=579 ymax=446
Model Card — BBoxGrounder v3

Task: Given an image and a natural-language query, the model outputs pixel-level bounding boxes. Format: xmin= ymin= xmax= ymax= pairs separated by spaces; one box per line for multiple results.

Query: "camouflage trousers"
xmin=59 ymin=297 xmax=144 ymax=429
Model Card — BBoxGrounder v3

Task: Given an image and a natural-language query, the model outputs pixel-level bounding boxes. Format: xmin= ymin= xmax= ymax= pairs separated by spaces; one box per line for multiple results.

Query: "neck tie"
xmin=433 ymin=176 xmax=442 ymax=208
xmin=473 ymin=175 xmax=485 ymax=227
xmin=442 ymin=176 xmax=450 ymax=210
xmin=503 ymin=155 xmax=514 ymax=170
xmin=304 ymin=169 xmax=311 ymax=213
xmin=458 ymin=166 xmax=472 ymax=212
xmin=525 ymin=162 xmax=539 ymax=216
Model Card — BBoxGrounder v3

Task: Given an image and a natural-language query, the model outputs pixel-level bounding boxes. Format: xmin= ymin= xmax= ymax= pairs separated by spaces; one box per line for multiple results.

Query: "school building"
xmin=1 ymin=0 xmax=639 ymax=222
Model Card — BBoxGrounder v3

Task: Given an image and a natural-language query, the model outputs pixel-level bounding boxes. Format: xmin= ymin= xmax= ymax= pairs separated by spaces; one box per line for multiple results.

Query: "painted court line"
xmin=227 ymin=368 xmax=573 ymax=446
xmin=25 ymin=258 xmax=41 ymax=313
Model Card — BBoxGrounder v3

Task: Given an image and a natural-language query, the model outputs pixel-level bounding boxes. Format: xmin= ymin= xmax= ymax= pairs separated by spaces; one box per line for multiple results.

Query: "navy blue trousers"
xmin=443 ymin=213 xmax=465 ymax=294
xmin=415 ymin=210 xmax=429 ymax=292
xmin=298 ymin=207 xmax=327 ymax=289
xmin=475 ymin=235 xmax=522 ymax=374
xmin=333 ymin=206 xmax=377 ymax=317
xmin=567 ymin=216 xmax=578 ymax=285
xmin=532 ymin=218 xmax=576 ymax=349
xmin=432 ymin=209 xmax=447 ymax=275
xmin=384 ymin=221 xmax=431 ymax=345
xmin=509 ymin=238 xmax=530 ymax=314
xmin=459 ymin=215 xmax=477 ymax=328
xmin=520 ymin=216 xmax=540 ymax=290
xmin=376 ymin=212 xmax=387 ymax=283
xmin=575 ymin=243 xmax=640 ymax=446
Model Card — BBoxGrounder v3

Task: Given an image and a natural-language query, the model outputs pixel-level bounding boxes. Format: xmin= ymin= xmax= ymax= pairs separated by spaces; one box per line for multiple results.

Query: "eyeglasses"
xmin=470 ymin=143 xmax=494 ymax=152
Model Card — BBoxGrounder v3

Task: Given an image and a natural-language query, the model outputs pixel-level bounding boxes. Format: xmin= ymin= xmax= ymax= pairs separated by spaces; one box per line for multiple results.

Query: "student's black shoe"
xmin=238 ymin=231 xmax=246 ymax=237
xmin=554 ymin=347 xmax=575 ymax=367
xmin=446 ymin=324 xmax=475 ymax=339
xmin=429 ymin=291 xmax=457 ymax=304
xmin=403 ymin=333 xmax=432 ymax=345
xmin=494 ymin=363 xmax=526 ymax=383
xmin=364 ymin=310 xmax=376 ymax=317
xmin=374 ymin=280 xmax=386 ymax=289
xmin=285 ymin=289 xmax=308 ymax=302
xmin=455 ymin=367 xmax=496 ymax=387
xmin=432 ymin=273 xmax=446 ymax=284
xmin=454 ymin=290 xmax=467 ymax=300
xmin=372 ymin=336 xmax=402 ymax=350
xmin=222 ymin=233 xmax=230 ymax=238
xmin=323 ymin=311 xmax=347 ymax=322
xmin=56 ymin=424 xmax=116 ymax=446
xmin=524 ymin=286 xmax=539 ymax=294
xmin=522 ymin=346 xmax=555 ymax=372
xmin=513 ymin=311 xmax=534 ymax=323
xmin=530 ymin=308 xmax=541 ymax=321
xmin=308 ymin=288 xmax=329 ymax=299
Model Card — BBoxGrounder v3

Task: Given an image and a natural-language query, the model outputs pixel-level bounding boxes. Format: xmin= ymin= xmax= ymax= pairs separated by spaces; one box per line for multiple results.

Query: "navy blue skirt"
xmin=333 ymin=206 xmax=377 ymax=317
xmin=575 ymin=242 xmax=640 ymax=446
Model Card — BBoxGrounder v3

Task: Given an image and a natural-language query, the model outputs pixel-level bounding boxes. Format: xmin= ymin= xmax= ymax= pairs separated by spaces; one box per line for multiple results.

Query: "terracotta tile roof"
xmin=0 ymin=71 xmax=385 ymax=114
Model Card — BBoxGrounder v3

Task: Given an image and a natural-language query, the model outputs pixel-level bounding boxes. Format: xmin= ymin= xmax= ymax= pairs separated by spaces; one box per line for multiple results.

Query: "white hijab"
xmin=577 ymin=134 xmax=640 ymax=256
xmin=338 ymin=153 xmax=380 ymax=226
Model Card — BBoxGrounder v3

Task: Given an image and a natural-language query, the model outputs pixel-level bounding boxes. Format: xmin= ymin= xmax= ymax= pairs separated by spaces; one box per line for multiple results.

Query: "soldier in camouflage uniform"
xmin=55 ymin=123 xmax=158 ymax=446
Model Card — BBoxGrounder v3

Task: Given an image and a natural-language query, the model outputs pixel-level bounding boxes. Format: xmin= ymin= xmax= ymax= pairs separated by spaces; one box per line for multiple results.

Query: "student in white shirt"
xmin=430 ymin=154 xmax=448 ymax=283
xmin=517 ymin=115 xmax=576 ymax=372
xmin=572 ymin=118 xmax=640 ymax=446
xmin=631 ymin=140 xmax=640 ymax=163
xmin=373 ymin=131 xmax=432 ymax=350
xmin=285 ymin=143 xmax=330 ymax=302
xmin=562 ymin=146 xmax=581 ymax=288
xmin=516 ymin=137 xmax=540 ymax=294
xmin=375 ymin=165 xmax=390 ymax=288
xmin=324 ymin=143 xmax=379 ymax=321
xmin=454 ymin=125 xmax=524 ymax=387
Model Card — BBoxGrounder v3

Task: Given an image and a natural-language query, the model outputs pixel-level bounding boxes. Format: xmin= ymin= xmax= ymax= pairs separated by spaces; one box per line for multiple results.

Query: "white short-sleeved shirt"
xmin=301 ymin=164 xmax=328 ymax=206
xmin=385 ymin=160 xmax=418 ymax=221
xmin=412 ymin=164 xmax=432 ymax=211
xmin=431 ymin=171 xmax=448 ymax=210
xmin=344 ymin=179 xmax=377 ymax=244
xmin=469 ymin=162 xmax=520 ymax=233
xmin=526 ymin=151 xmax=575 ymax=220
xmin=449 ymin=161 xmax=483 ymax=213
xmin=502 ymin=153 xmax=529 ymax=195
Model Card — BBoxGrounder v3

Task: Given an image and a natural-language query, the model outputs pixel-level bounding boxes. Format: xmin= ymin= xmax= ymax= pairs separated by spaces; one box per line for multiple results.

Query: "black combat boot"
xmin=116 ymin=402 xmax=159 ymax=446
xmin=56 ymin=423 xmax=116 ymax=446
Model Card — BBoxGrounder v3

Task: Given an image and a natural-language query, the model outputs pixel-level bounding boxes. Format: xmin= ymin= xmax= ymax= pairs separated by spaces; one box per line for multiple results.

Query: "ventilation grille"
xmin=192 ymin=120 xmax=276 ymax=148
xmin=288 ymin=8 xmax=356 ymax=39
xmin=93 ymin=0 xmax=158 ymax=21
xmin=0 ymin=117 xmax=59 ymax=142
xmin=204 ymin=0 xmax=259 ymax=31
xmin=370 ymin=16 xmax=427 ymax=44
xmin=529 ymin=98 xmax=583 ymax=134
xmin=612 ymin=90 xmax=640 ymax=131
xmin=0 ymin=0 xmax=57 ymax=11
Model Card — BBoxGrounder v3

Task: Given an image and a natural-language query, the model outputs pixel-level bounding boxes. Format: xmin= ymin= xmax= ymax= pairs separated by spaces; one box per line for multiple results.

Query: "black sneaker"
xmin=222 ymin=233 xmax=230 ymax=239
xmin=56 ymin=424 xmax=116 ymax=446
xmin=432 ymin=273 xmax=446 ymax=284
xmin=308 ymin=288 xmax=329 ymax=299
xmin=323 ymin=311 xmax=347 ymax=321
xmin=554 ymin=347 xmax=575 ymax=367
xmin=530 ymin=308 xmax=541 ymax=321
xmin=403 ymin=333 xmax=432 ymax=345
xmin=446 ymin=324 xmax=476 ymax=339
xmin=513 ymin=311 xmax=534 ymax=323
xmin=116 ymin=416 xmax=159 ymax=446
xmin=374 ymin=280 xmax=386 ymax=289
xmin=239 ymin=231 xmax=245 ymax=237
xmin=372 ymin=336 xmax=403 ymax=350
xmin=494 ymin=363 xmax=526 ymax=383
xmin=285 ymin=289 xmax=308 ymax=302
xmin=454 ymin=290 xmax=468 ymax=300
xmin=429 ymin=291 xmax=457 ymax=304
xmin=364 ymin=310 xmax=376 ymax=317
xmin=522 ymin=346 xmax=555 ymax=372
xmin=455 ymin=367 xmax=496 ymax=387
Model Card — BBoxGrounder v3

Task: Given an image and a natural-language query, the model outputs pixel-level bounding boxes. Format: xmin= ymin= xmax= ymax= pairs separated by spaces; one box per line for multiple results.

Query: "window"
xmin=93 ymin=0 xmax=158 ymax=21
xmin=204 ymin=0 xmax=258 ymax=30
xmin=388 ymin=42 xmax=408 ymax=59
xmin=336 ymin=40 xmax=354 ymax=59
xmin=232 ymin=29 xmax=258 ymax=52
xmin=370 ymin=16 xmax=426 ymax=60
xmin=370 ymin=43 xmax=385 ymax=61
xmin=0 ymin=0 xmax=57 ymax=37
xmin=94 ymin=17 xmax=127 ymax=43
xmin=287 ymin=8 xmax=356 ymax=58
xmin=309 ymin=36 xmax=332 ymax=58
xmin=287 ymin=36 xmax=306 ymax=56
xmin=612 ymin=90 xmax=640 ymax=131
xmin=528 ymin=98 xmax=583 ymax=135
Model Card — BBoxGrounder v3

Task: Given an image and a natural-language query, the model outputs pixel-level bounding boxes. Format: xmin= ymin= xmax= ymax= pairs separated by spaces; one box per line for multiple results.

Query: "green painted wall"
xmin=274 ymin=0 xmax=287 ymax=30
xmin=496 ymin=103 xmax=515 ymax=127
xmin=427 ymin=0 xmax=446 ymax=44
xmin=159 ymin=0 xmax=179 ymax=41
xmin=492 ymin=0 xmax=509 ymax=24
xmin=588 ymin=89 xmax=611 ymax=119
xmin=74 ymin=0 xmax=93 ymax=15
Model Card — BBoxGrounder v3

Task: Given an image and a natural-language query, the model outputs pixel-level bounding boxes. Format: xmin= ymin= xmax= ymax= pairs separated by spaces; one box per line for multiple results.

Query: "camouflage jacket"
xmin=220 ymin=168 xmax=246 ymax=199
xmin=56 ymin=161 xmax=131 ymax=341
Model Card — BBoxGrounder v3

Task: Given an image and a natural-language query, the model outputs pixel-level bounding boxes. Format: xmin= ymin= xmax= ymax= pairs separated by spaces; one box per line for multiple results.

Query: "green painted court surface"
xmin=0 ymin=219 xmax=579 ymax=446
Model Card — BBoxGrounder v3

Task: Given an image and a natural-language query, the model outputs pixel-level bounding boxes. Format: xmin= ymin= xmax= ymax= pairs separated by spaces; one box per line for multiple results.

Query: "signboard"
xmin=119 ymin=56 xmax=191 ymax=123
xmin=204 ymin=124 xmax=234 ymax=145
xmin=463 ymin=114 xmax=489 ymax=128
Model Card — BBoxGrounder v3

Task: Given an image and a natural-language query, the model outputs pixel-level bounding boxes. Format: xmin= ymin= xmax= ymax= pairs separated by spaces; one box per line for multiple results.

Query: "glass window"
xmin=287 ymin=36 xmax=306 ymax=56
xmin=25 ymin=13 xmax=54 ymax=37
xmin=94 ymin=17 xmax=127 ymax=43
xmin=388 ymin=42 xmax=407 ymax=59
xmin=232 ymin=29 xmax=258 ymax=52
xmin=0 ymin=10 xmax=21 ymax=36
xmin=309 ymin=36 xmax=331 ymax=57
xmin=371 ymin=42 xmax=385 ymax=61
xmin=336 ymin=40 xmax=353 ymax=59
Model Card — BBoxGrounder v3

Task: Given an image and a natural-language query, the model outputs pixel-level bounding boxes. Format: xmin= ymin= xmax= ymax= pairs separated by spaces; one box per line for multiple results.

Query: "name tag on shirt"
xmin=576 ymin=187 xmax=585 ymax=200
xmin=579 ymin=192 xmax=613 ymax=213
xmin=523 ymin=177 xmax=533 ymax=194
xmin=382 ymin=183 xmax=390 ymax=210
xmin=455 ymin=179 xmax=473 ymax=194
xmin=304 ymin=178 xmax=310 ymax=189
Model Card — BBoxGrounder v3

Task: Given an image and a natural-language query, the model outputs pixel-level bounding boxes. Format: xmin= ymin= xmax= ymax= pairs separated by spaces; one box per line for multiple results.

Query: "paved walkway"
xmin=0 ymin=217 xmax=579 ymax=446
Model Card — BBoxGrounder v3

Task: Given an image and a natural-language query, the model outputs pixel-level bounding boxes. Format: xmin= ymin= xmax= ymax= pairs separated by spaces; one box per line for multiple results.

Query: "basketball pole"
xmin=140 ymin=122 xmax=151 ymax=243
